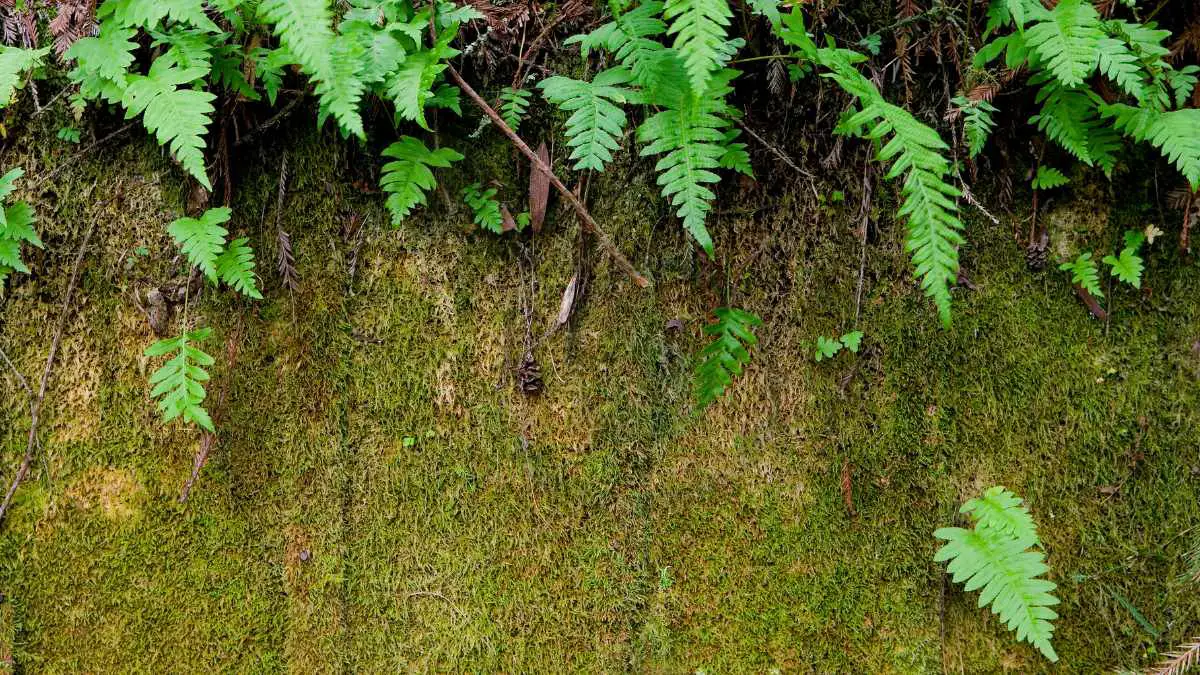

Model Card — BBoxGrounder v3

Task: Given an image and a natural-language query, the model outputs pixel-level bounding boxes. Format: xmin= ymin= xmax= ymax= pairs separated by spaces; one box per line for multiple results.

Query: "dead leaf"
xmin=500 ymin=205 xmax=517 ymax=232
xmin=529 ymin=142 xmax=550 ymax=233
xmin=556 ymin=273 xmax=578 ymax=327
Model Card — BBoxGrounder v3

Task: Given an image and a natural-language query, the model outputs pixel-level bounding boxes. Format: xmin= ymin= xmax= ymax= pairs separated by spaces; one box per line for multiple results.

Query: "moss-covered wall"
xmin=0 ymin=105 xmax=1198 ymax=672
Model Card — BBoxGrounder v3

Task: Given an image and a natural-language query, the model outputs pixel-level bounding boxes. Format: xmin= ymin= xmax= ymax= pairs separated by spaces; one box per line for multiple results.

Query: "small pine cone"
xmin=517 ymin=351 xmax=543 ymax=396
xmin=1025 ymin=235 xmax=1049 ymax=271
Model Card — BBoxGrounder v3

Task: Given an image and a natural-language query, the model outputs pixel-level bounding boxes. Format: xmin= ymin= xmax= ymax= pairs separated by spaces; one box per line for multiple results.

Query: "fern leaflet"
xmin=1058 ymin=252 xmax=1103 ymax=298
xmin=952 ymin=94 xmax=998 ymax=159
xmin=215 ymin=237 xmax=264 ymax=299
xmin=462 ymin=182 xmax=503 ymax=234
xmin=121 ymin=57 xmax=217 ymax=188
xmin=663 ymin=0 xmax=733 ymax=93
xmin=1099 ymin=104 xmax=1200 ymax=190
xmin=379 ymin=136 xmax=463 ymax=226
xmin=1023 ymin=0 xmax=1101 ymax=87
xmin=0 ymin=46 xmax=50 ymax=109
xmin=695 ymin=307 xmax=761 ymax=409
xmin=167 ymin=207 xmax=230 ymax=282
xmin=539 ymin=67 xmax=634 ymax=172
xmin=0 ymin=168 xmax=42 ymax=285
xmin=145 ymin=327 xmax=216 ymax=432
xmin=1032 ymin=166 xmax=1069 ymax=190
xmin=499 ymin=86 xmax=533 ymax=132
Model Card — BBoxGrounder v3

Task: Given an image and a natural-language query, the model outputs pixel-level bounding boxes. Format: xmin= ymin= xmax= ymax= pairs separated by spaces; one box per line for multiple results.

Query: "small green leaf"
xmin=839 ymin=330 xmax=864 ymax=353
xmin=814 ymin=336 xmax=842 ymax=362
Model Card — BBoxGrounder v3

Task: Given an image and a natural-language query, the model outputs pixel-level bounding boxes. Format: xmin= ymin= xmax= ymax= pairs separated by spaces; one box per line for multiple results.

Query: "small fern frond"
xmin=167 ymin=207 xmax=231 ymax=282
xmin=1149 ymin=639 xmax=1200 ymax=675
xmin=380 ymin=136 xmax=463 ymax=226
xmin=215 ymin=237 xmax=264 ymax=299
xmin=1058 ymin=252 xmax=1104 ymax=298
xmin=1099 ymin=104 xmax=1200 ymax=190
xmin=1032 ymin=166 xmax=1069 ymax=190
xmin=121 ymin=57 xmax=217 ymax=188
xmin=694 ymin=307 xmax=761 ymax=409
xmin=1023 ymin=0 xmax=1101 ymax=87
xmin=145 ymin=327 xmax=215 ymax=432
xmin=0 ymin=169 xmax=42 ymax=281
xmin=1030 ymin=77 xmax=1120 ymax=174
xmin=935 ymin=486 xmax=1059 ymax=662
xmin=499 ymin=86 xmax=533 ymax=132
xmin=462 ymin=182 xmax=503 ymax=233
xmin=100 ymin=0 xmax=222 ymax=33
xmin=663 ymin=0 xmax=733 ymax=93
xmin=0 ymin=46 xmax=50 ymax=109
xmin=1103 ymin=247 xmax=1144 ymax=288
xmin=539 ymin=67 xmax=634 ymax=172
xmin=952 ymin=94 xmax=998 ymax=158
xmin=387 ymin=34 xmax=458 ymax=131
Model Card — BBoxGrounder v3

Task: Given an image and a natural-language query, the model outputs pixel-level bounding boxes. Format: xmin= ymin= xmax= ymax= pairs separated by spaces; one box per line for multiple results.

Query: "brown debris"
xmin=529 ymin=142 xmax=550 ymax=234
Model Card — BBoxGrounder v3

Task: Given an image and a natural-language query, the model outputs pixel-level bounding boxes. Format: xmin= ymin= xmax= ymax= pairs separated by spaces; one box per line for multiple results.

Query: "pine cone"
xmin=517 ymin=351 xmax=543 ymax=396
xmin=1025 ymin=233 xmax=1049 ymax=271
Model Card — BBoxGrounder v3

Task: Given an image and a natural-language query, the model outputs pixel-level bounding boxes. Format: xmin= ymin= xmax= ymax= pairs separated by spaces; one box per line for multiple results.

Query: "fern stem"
xmin=446 ymin=66 xmax=651 ymax=288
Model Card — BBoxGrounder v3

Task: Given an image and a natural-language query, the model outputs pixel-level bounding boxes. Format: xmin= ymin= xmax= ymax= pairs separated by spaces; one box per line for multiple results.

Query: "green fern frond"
xmin=100 ymin=0 xmax=222 ymax=32
xmin=1032 ymin=166 xmax=1069 ymax=190
xmin=952 ymin=94 xmax=998 ymax=159
xmin=1024 ymin=0 xmax=1101 ymax=87
xmin=0 ymin=46 xmax=50 ymax=110
xmin=387 ymin=34 xmax=458 ymax=131
xmin=0 ymin=169 xmax=42 ymax=280
xmin=539 ymin=67 xmax=634 ymax=172
xmin=145 ymin=327 xmax=216 ymax=432
xmin=1103 ymin=247 xmax=1144 ymax=288
xmin=1096 ymin=37 xmax=1146 ymax=103
xmin=1030 ymin=77 xmax=1120 ymax=174
xmin=1099 ymin=104 xmax=1200 ymax=190
xmin=718 ymin=128 xmax=753 ymax=176
xmin=167 ymin=207 xmax=231 ymax=282
xmin=663 ymin=0 xmax=733 ymax=93
xmin=1058 ymin=252 xmax=1104 ymax=298
xmin=379 ymin=136 xmax=464 ymax=226
xmin=259 ymin=0 xmax=366 ymax=138
xmin=499 ymin=87 xmax=533 ymax=132
xmin=65 ymin=23 xmax=139 ymax=103
xmin=462 ymin=182 xmax=503 ymax=234
xmin=215 ymin=237 xmax=264 ymax=299
xmin=566 ymin=1 xmax=666 ymax=61
xmin=935 ymin=486 xmax=1059 ymax=662
xmin=694 ymin=307 xmax=761 ymax=409
xmin=121 ymin=57 xmax=217 ymax=188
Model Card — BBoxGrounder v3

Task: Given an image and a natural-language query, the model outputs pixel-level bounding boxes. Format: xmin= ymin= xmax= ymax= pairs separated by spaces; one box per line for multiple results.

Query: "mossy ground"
xmin=0 ymin=104 xmax=1198 ymax=672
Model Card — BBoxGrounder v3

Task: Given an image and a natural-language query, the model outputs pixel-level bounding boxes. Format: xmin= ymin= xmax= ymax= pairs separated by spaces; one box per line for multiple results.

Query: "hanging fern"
xmin=498 ymin=86 xmax=533 ymax=132
xmin=145 ymin=327 xmax=216 ymax=432
xmin=952 ymin=94 xmax=998 ymax=159
xmin=935 ymin=486 xmax=1059 ymax=662
xmin=695 ymin=307 xmax=761 ymax=409
xmin=539 ymin=67 xmax=635 ymax=172
xmin=167 ymin=207 xmax=231 ymax=282
xmin=0 ymin=46 xmax=50 ymax=109
xmin=1058 ymin=252 xmax=1104 ymax=298
xmin=662 ymin=0 xmax=732 ymax=93
xmin=215 ymin=237 xmax=264 ymax=299
xmin=1099 ymin=105 xmax=1200 ymax=190
xmin=120 ymin=56 xmax=218 ymax=188
xmin=379 ymin=136 xmax=464 ymax=226
xmin=1023 ymin=0 xmax=1101 ymax=88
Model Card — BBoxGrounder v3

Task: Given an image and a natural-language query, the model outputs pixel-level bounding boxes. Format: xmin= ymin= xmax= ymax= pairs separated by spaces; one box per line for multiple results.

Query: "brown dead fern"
xmin=1149 ymin=639 xmax=1200 ymax=675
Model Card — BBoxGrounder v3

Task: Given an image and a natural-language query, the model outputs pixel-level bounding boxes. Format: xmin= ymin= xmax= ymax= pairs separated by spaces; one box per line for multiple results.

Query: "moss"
xmin=0 ymin=100 xmax=1197 ymax=674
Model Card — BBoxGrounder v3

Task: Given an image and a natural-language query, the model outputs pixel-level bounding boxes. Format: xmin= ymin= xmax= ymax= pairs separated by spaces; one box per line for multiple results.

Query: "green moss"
xmin=0 ymin=102 xmax=1197 ymax=673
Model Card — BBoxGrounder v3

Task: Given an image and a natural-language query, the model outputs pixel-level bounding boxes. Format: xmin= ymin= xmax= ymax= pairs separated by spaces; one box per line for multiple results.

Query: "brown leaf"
xmin=840 ymin=459 xmax=855 ymax=517
xmin=555 ymin=273 xmax=578 ymax=327
xmin=529 ymin=142 xmax=551 ymax=233
xmin=500 ymin=205 xmax=518 ymax=233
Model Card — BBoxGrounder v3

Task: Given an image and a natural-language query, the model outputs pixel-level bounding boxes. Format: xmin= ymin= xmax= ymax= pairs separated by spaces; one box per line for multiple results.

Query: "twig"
xmin=0 ymin=344 xmax=31 ymax=397
xmin=736 ymin=119 xmax=815 ymax=178
xmin=854 ymin=161 xmax=872 ymax=324
xmin=233 ymin=94 xmax=305 ymax=147
xmin=0 ymin=218 xmax=97 ymax=524
xmin=447 ymin=66 xmax=650 ymax=288
xmin=31 ymin=123 xmax=135 ymax=189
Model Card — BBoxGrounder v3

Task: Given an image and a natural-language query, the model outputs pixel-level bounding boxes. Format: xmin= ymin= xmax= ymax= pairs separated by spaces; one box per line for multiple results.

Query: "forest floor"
xmin=1 ymin=107 xmax=1198 ymax=672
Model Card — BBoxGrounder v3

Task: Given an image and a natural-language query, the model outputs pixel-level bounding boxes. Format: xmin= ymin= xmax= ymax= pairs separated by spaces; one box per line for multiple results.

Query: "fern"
xmin=952 ymin=94 xmax=998 ymax=159
xmin=1103 ymin=232 xmax=1145 ymax=289
xmin=539 ymin=67 xmax=634 ymax=172
xmin=1023 ymin=0 xmax=1101 ymax=87
xmin=0 ymin=46 xmax=50 ymax=109
xmin=1099 ymin=104 xmax=1200 ymax=190
xmin=215 ymin=237 xmax=264 ymax=299
xmin=258 ymin=0 xmax=366 ymax=138
xmin=694 ymin=307 xmax=761 ymax=409
xmin=380 ymin=136 xmax=464 ymax=226
xmin=0 ymin=168 xmax=42 ymax=286
xmin=64 ymin=23 xmax=139 ymax=102
xmin=499 ymin=86 xmax=533 ymax=132
xmin=100 ymin=0 xmax=222 ymax=33
xmin=1058 ymin=252 xmax=1103 ymax=298
xmin=814 ymin=335 xmax=841 ymax=361
xmin=663 ymin=0 xmax=732 ymax=93
xmin=121 ymin=56 xmax=217 ymax=188
xmin=145 ymin=327 xmax=216 ymax=432
xmin=935 ymin=486 xmax=1059 ymax=662
xmin=1032 ymin=166 xmax=1069 ymax=190
xmin=167 ymin=207 xmax=231 ymax=282
xmin=462 ymin=182 xmax=503 ymax=234
xmin=387 ymin=30 xmax=459 ymax=130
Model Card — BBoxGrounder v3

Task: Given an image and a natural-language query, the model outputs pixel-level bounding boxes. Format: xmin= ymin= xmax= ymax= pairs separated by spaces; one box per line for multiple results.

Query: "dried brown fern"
xmin=1148 ymin=639 xmax=1200 ymax=675
xmin=48 ymin=0 xmax=95 ymax=57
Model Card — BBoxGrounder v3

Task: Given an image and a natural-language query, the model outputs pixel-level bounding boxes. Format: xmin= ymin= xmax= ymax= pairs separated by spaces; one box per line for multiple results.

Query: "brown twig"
xmin=447 ymin=66 xmax=650 ymax=288
xmin=31 ymin=123 xmax=135 ymax=189
xmin=0 ymin=218 xmax=97 ymax=524
xmin=736 ymin=119 xmax=815 ymax=179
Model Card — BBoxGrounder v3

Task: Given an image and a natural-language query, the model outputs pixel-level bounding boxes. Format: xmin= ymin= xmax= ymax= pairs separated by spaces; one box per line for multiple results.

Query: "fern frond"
xmin=379 ymin=136 xmax=463 ymax=226
xmin=1149 ymin=639 xmax=1200 ymax=675
xmin=936 ymin=486 xmax=1059 ymax=662
xmin=1103 ymin=247 xmax=1144 ymax=288
xmin=65 ymin=23 xmax=138 ymax=103
xmin=539 ymin=67 xmax=634 ymax=172
xmin=1058 ymin=252 xmax=1103 ymax=298
xmin=145 ymin=327 xmax=215 ymax=431
xmin=0 ymin=168 xmax=43 ymax=283
xmin=566 ymin=1 xmax=666 ymax=60
xmin=167 ymin=207 xmax=231 ymax=282
xmin=499 ymin=86 xmax=533 ymax=132
xmin=387 ymin=35 xmax=458 ymax=131
xmin=462 ymin=182 xmax=503 ymax=233
xmin=1024 ymin=0 xmax=1101 ymax=87
xmin=1099 ymin=104 xmax=1200 ymax=190
xmin=718 ymin=128 xmax=752 ymax=176
xmin=258 ymin=0 xmax=366 ymax=138
xmin=1096 ymin=37 xmax=1146 ymax=103
xmin=952 ymin=94 xmax=998 ymax=158
xmin=663 ymin=0 xmax=732 ymax=93
xmin=121 ymin=57 xmax=217 ymax=188
xmin=100 ymin=0 xmax=221 ymax=32
xmin=694 ymin=307 xmax=761 ymax=409
xmin=215 ymin=237 xmax=264 ymax=299
xmin=0 ymin=46 xmax=50 ymax=109
xmin=1030 ymin=77 xmax=1120 ymax=174
xmin=1032 ymin=166 xmax=1069 ymax=190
